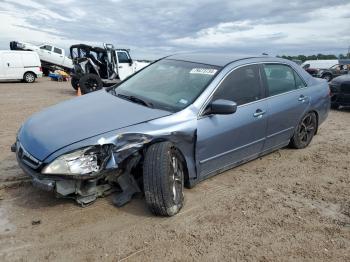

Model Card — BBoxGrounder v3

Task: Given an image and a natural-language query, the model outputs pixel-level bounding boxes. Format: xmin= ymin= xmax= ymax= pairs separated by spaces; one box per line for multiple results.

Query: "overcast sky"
xmin=0 ymin=0 xmax=349 ymax=59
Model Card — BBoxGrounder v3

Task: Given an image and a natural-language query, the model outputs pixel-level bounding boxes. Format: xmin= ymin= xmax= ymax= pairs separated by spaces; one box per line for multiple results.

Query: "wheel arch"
xmin=23 ymin=71 xmax=37 ymax=78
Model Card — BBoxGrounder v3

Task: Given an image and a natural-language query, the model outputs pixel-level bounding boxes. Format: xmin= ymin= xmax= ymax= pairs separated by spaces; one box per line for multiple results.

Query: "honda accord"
xmin=12 ymin=53 xmax=330 ymax=216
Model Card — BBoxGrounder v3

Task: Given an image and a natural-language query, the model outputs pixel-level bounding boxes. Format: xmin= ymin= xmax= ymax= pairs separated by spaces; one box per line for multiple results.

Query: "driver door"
xmin=196 ymin=64 xmax=268 ymax=178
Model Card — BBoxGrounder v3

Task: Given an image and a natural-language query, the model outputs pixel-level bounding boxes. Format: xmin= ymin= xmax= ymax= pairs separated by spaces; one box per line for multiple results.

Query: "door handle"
xmin=253 ymin=109 xmax=266 ymax=118
xmin=118 ymin=66 xmax=123 ymax=68
xmin=298 ymin=95 xmax=307 ymax=102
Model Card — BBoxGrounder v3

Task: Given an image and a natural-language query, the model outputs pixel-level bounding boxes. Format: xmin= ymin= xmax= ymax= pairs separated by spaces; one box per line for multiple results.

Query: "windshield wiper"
xmin=116 ymin=93 xmax=153 ymax=108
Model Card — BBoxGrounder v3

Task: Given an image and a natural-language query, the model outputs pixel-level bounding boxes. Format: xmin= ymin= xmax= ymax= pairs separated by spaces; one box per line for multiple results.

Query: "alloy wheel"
xmin=170 ymin=154 xmax=184 ymax=204
xmin=25 ymin=73 xmax=35 ymax=83
xmin=298 ymin=114 xmax=316 ymax=144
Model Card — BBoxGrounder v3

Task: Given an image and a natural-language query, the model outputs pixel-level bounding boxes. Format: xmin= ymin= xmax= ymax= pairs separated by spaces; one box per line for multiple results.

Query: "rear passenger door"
xmin=196 ymin=64 xmax=268 ymax=178
xmin=261 ymin=63 xmax=309 ymax=151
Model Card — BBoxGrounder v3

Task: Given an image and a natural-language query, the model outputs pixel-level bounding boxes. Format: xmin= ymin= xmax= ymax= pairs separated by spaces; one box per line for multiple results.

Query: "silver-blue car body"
xmin=13 ymin=53 xmax=330 ymax=216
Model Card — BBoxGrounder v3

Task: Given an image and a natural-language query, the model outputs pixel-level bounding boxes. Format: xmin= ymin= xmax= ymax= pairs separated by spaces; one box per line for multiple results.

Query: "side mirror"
xmin=128 ymin=59 xmax=133 ymax=66
xmin=205 ymin=99 xmax=237 ymax=115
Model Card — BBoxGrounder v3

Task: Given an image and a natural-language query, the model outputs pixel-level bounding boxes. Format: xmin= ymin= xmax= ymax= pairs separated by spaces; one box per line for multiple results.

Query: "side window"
xmin=212 ymin=64 xmax=262 ymax=106
xmin=40 ymin=45 xmax=52 ymax=51
xmin=263 ymin=64 xmax=302 ymax=96
xmin=53 ymin=47 xmax=62 ymax=54
xmin=117 ymin=52 xmax=130 ymax=63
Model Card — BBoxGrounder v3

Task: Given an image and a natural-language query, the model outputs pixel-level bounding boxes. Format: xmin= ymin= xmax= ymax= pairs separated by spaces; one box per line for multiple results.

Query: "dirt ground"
xmin=0 ymin=78 xmax=349 ymax=262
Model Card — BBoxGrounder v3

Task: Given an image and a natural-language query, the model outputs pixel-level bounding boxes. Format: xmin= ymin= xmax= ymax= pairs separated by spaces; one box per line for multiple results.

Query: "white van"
xmin=0 ymin=51 xmax=42 ymax=83
xmin=301 ymin=60 xmax=338 ymax=70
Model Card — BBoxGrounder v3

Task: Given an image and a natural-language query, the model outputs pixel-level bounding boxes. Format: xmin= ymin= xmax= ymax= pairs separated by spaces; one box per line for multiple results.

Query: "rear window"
xmin=263 ymin=64 xmax=306 ymax=96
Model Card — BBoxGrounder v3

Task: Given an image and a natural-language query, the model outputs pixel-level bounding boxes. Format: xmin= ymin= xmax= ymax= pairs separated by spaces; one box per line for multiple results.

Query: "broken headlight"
xmin=42 ymin=147 xmax=100 ymax=175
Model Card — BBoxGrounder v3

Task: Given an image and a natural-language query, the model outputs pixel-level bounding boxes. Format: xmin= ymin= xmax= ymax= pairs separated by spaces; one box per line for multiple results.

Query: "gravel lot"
xmin=0 ymin=78 xmax=349 ymax=261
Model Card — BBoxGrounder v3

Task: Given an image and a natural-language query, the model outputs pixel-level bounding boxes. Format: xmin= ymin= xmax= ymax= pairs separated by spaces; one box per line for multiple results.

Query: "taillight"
xmin=39 ymin=67 xmax=42 ymax=72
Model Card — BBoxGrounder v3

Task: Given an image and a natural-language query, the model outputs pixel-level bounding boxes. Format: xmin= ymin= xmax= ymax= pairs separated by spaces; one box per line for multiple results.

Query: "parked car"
xmin=12 ymin=54 xmax=330 ymax=216
xmin=317 ymin=62 xmax=350 ymax=82
xmin=70 ymin=43 xmax=149 ymax=94
xmin=10 ymin=41 xmax=73 ymax=75
xmin=0 ymin=50 xmax=42 ymax=83
xmin=329 ymin=74 xmax=350 ymax=109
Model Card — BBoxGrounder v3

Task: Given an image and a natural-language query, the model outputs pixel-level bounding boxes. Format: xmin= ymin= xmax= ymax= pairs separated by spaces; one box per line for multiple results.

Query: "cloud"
xmin=0 ymin=0 xmax=349 ymax=59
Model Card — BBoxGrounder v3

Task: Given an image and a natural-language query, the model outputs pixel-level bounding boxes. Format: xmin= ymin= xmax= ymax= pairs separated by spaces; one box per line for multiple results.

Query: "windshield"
xmin=111 ymin=59 xmax=221 ymax=112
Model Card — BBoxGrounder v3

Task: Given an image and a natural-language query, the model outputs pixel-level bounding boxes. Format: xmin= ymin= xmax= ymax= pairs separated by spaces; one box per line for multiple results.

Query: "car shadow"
xmin=0 ymin=80 xmax=26 ymax=84
xmin=4 ymin=183 xmax=154 ymax=217
xmin=105 ymin=194 xmax=155 ymax=218
xmin=4 ymin=185 xmax=71 ymax=210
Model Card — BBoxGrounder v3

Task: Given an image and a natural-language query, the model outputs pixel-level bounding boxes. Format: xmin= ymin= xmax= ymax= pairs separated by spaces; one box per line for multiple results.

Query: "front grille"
xmin=340 ymin=83 xmax=350 ymax=94
xmin=17 ymin=143 xmax=42 ymax=169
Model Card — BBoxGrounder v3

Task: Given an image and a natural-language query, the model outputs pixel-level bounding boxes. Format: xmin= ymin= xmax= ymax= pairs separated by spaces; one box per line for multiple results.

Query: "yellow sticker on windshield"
xmin=190 ymin=68 xmax=217 ymax=75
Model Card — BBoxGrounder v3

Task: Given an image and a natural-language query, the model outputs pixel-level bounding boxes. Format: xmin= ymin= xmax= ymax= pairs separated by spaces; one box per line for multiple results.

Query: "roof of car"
xmin=166 ymin=53 xmax=265 ymax=67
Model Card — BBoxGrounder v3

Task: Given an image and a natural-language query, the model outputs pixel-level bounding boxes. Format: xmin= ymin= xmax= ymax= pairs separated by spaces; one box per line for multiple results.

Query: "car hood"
xmin=18 ymin=90 xmax=171 ymax=161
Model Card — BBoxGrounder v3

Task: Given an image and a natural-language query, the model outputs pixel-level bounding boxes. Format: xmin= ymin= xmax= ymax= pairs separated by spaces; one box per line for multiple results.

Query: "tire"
xmin=79 ymin=74 xmax=103 ymax=94
xmin=143 ymin=142 xmax=185 ymax=216
xmin=322 ymin=74 xmax=332 ymax=82
xmin=289 ymin=112 xmax=317 ymax=149
xmin=71 ymin=77 xmax=79 ymax=90
xmin=331 ymin=103 xmax=339 ymax=110
xmin=23 ymin=72 xmax=36 ymax=83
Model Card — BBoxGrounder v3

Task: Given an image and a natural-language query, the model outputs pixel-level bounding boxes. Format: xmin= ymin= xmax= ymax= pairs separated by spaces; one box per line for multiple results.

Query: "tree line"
xmin=277 ymin=53 xmax=350 ymax=62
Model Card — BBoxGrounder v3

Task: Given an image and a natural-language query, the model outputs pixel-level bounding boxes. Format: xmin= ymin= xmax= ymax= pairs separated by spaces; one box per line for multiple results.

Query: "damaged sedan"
xmin=12 ymin=53 xmax=330 ymax=216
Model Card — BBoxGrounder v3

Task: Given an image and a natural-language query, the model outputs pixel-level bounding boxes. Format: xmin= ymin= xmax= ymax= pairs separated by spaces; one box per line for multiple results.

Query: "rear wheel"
xmin=290 ymin=112 xmax=317 ymax=149
xmin=23 ymin=72 xmax=35 ymax=83
xmin=143 ymin=142 xmax=185 ymax=216
xmin=79 ymin=74 xmax=103 ymax=94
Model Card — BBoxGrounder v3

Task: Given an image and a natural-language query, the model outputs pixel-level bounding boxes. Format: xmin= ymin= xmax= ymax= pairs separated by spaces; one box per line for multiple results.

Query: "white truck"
xmin=0 ymin=50 xmax=42 ymax=83
xmin=10 ymin=41 xmax=73 ymax=75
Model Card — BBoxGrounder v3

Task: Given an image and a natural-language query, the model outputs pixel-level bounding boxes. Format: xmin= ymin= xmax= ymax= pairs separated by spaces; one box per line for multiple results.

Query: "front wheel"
xmin=143 ymin=142 xmax=185 ymax=216
xmin=290 ymin=112 xmax=317 ymax=149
